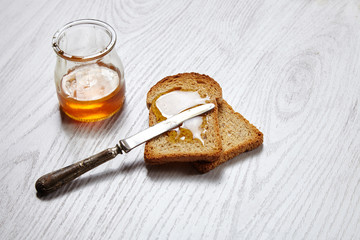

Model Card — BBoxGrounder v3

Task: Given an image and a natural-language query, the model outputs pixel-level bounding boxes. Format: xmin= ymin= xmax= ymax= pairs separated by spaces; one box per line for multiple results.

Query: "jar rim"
xmin=52 ymin=19 xmax=117 ymax=62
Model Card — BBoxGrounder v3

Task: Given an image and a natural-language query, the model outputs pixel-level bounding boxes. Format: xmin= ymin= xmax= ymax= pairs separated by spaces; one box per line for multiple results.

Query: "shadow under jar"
xmin=52 ymin=19 xmax=125 ymax=122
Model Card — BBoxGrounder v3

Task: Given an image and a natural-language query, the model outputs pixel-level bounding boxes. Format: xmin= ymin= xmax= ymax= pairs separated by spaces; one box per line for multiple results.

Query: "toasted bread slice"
xmin=192 ymin=100 xmax=263 ymax=173
xmin=144 ymin=73 xmax=223 ymax=164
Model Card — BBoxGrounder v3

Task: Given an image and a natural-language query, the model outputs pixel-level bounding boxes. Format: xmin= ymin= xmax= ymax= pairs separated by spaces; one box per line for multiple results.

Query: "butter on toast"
xmin=144 ymin=73 xmax=223 ymax=164
xmin=192 ymin=100 xmax=263 ymax=173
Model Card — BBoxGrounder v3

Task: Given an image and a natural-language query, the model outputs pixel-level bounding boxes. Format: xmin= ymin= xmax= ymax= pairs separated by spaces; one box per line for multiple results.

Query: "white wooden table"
xmin=1 ymin=0 xmax=359 ymax=239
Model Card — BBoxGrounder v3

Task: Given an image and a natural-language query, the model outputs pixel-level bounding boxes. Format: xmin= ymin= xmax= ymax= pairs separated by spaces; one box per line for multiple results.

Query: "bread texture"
xmin=144 ymin=73 xmax=223 ymax=164
xmin=192 ymin=100 xmax=263 ymax=173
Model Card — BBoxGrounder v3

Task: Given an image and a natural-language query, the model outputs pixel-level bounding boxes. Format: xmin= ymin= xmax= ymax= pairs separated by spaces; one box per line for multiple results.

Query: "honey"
xmin=153 ymin=90 xmax=209 ymax=144
xmin=57 ymin=62 xmax=125 ymax=122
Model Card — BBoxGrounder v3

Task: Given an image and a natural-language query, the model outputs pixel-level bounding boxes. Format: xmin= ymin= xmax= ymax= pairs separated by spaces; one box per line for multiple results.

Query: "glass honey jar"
xmin=52 ymin=19 xmax=125 ymax=122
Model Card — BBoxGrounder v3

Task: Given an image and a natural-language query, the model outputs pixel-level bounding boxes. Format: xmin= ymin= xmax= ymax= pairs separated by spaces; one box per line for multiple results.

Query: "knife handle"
xmin=35 ymin=145 xmax=121 ymax=195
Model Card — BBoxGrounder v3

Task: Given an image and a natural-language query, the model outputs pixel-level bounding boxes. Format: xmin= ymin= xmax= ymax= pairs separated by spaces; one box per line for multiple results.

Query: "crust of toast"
xmin=144 ymin=73 xmax=223 ymax=164
xmin=146 ymin=72 xmax=223 ymax=109
xmin=192 ymin=100 xmax=263 ymax=173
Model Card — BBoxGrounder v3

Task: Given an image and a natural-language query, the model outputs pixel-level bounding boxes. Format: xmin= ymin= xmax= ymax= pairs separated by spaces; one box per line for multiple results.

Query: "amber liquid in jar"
xmin=57 ymin=62 xmax=125 ymax=122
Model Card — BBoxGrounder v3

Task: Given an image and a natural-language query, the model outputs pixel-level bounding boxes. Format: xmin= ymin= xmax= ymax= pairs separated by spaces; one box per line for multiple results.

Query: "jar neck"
xmin=52 ymin=19 xmax=116 ymax=62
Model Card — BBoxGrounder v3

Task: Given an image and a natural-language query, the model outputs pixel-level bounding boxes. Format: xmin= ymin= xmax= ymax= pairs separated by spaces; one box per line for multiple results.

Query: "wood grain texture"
xmin=1 ymin=0 xmax=359 ymax=239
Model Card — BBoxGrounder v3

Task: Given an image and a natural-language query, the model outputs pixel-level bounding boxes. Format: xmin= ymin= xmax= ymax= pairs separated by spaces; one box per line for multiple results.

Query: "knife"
xmin=35 ymin=103 xmax=215 ymax=194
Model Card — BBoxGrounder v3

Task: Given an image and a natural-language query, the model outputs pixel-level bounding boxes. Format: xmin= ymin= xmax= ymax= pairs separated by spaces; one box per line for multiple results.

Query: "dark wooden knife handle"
xmin=35 ymin=146 xmax=121 ymax=194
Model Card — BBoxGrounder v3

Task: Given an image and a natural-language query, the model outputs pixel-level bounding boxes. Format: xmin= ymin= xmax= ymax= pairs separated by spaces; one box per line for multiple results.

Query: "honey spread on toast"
xmin=152 ymin=90 xmax=209 ymax=144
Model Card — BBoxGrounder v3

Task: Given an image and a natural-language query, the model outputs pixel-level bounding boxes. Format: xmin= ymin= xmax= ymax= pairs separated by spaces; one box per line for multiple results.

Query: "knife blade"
xmin=119 ymin=103 xmax=215 ymax=152
xmin=35 ymin=103 xmax=215 ymax=194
